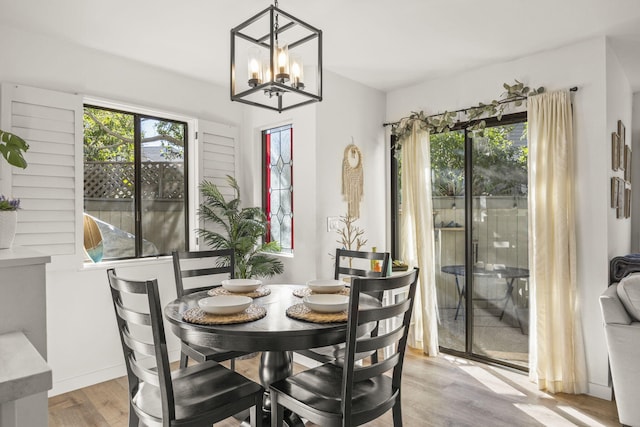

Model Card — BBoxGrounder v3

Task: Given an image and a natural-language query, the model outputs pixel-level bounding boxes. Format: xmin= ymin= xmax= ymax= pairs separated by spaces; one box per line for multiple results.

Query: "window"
xmin=83 ymin=105 xmax=188 ymax=261
xmin=262 ymin=124 xmax=293 ymax=254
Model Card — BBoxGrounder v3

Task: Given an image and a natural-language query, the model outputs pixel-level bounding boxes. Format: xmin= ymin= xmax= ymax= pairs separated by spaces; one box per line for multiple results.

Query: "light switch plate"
xmin=327 ymin=216 xmax=340 ymax=232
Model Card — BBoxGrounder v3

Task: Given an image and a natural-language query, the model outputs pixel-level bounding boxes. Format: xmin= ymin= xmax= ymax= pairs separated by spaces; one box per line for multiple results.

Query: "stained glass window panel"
xmin=263 ymin=124 xmax=293 ymax=253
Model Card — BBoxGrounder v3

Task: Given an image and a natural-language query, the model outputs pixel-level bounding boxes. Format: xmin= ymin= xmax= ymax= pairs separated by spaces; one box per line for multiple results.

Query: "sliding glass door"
xmin=392 ymin=112 xmax=530 ymax=370
xmin=468 ymin=117 xmax=529 ymax=369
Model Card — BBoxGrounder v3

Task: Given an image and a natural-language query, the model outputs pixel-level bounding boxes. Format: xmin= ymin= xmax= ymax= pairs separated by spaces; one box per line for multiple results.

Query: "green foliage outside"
xmin=198 ymin=175 xmax=284 ymax=279
xmin=83 ymin=108 xmax=135 ymax=161
xmin=429 ymin=124 xmax=528 ymax=196
xmin=83 ymin=107 xmax=185 ymax=162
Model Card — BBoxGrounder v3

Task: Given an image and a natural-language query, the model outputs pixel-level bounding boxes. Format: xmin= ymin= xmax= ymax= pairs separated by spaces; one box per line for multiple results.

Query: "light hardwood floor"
xmin=48 ymin=350 xmax=620 ymax=427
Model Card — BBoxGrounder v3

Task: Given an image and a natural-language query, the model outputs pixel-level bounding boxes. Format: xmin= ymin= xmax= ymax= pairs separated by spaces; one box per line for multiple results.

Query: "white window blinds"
xmin=197 ymin=120 xmax=239 ymax=244
xmin=0 ymin=83 xmax=83 ymax=256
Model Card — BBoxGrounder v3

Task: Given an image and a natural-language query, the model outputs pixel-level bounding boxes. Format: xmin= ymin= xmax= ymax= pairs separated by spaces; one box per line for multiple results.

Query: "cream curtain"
xmin=527 ymin=90 xmax=587 ymax=394
xmin=399 ymin=121 xmax=439 ymax=356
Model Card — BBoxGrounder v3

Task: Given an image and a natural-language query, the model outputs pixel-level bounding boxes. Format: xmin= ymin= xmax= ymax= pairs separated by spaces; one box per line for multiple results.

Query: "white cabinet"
xmin=0 ymin=247 xmax=51 ymax=427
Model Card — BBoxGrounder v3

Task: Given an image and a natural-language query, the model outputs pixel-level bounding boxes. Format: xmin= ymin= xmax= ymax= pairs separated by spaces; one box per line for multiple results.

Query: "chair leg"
xmin=251 ymin=394 xmax=264 ymax=427
xmin=179 ymin=352 xmax=189 ymax=368
xmin=392 ymin=398 xmax=403 ymax=427
xmin=270 ymin=392 xmax=284 ymax=426
xmin=128 ymin=403 xmax=140 ymax=427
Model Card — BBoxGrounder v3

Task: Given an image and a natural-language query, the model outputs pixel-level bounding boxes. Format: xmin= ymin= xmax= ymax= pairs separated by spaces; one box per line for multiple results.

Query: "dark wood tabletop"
xmin=164 ymin=284 xmax=373 ymax=353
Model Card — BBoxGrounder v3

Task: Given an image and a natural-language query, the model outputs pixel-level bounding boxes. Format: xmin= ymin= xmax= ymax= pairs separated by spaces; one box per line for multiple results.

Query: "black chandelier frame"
xmin=230 ymin=4 xmax=323 ymax=113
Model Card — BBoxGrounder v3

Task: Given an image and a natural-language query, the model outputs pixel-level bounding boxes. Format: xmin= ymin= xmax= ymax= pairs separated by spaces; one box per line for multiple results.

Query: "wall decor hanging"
xmin=342 ymin=142 xmax=363 ymax=218
xmin=612 ymin=132 xmax=621 ymax=171
xmin=611 ymin=120 xmax=631 ymax=219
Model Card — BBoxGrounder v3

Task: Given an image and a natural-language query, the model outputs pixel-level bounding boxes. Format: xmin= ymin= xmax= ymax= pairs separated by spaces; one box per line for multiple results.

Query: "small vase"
xmin=0 ymin=210 xmax=18 ymax=249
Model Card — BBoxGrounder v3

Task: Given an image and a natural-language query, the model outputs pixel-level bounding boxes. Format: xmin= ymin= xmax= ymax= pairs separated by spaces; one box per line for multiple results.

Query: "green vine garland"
xmin=389 ymin=80 xmax=544 ymax=144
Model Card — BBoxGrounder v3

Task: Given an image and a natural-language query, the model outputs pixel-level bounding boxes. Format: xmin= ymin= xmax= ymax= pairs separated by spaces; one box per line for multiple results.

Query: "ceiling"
xmin=3 ymin=0 xmax=640 ymax=92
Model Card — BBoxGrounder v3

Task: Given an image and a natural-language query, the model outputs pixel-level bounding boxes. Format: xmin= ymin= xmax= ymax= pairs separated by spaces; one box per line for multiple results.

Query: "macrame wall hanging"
xmin=342 ymin=142 xmax=364 ymax=218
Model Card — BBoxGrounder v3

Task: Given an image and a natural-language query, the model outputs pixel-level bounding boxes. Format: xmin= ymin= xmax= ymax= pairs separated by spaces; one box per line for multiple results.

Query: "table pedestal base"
xmin=240 ymin=351 xmax=304 ymax=427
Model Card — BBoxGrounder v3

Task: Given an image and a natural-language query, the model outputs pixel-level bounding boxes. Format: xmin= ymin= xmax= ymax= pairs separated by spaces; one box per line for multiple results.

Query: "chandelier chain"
xmin=274 ymin=0 xmax=279 ymax=42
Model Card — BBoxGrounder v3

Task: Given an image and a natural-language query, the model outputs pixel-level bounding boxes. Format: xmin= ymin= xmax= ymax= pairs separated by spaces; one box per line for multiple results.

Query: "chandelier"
xmin=230 ymin=0 xmax=323 ymax=113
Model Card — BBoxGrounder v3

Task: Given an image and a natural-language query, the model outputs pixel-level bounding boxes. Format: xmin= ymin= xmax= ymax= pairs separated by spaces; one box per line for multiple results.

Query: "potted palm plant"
xmin=198 ymin=175 xmax=284 ymax=279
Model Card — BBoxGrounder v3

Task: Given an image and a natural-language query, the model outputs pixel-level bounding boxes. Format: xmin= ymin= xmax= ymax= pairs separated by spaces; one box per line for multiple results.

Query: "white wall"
xmin=238 ymin=71 xmax=387 ymax=285
xmin=0 ymin=23 xmax=244 ymax=395
xmin=315 ymin=72 xmax=387 ymax=277
xmin=631 ymin=92 xmax=640 ymax=251
xmin=386 ymin=37 xmax=617 ymax=399
xmin=238 ymin=96 xmax=319 ymax=284
xmin=0 ymin=25 xmax=241 ymax=125
xmin=606 ymin=42 xmax=633 ymax=257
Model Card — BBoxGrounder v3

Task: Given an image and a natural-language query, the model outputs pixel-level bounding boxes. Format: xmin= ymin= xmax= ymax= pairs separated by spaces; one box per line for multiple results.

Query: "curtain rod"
xmin=382 ymin=86 xmax=579 ymax=128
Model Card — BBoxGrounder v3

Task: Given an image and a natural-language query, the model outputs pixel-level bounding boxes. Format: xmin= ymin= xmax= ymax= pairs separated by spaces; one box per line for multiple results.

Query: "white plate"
xmin=303 ymin=294 xmax=349 ymax=313
xmin=198 ymin=296 xmax=252 ymax=315
xmin=306 ymin=279 xmax=344 ymax=294
xmin=221 ymin=278 xmax=262 ymax=293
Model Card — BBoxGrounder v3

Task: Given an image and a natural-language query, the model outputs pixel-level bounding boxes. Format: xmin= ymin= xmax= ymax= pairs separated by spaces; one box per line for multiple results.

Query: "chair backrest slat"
xmin=355 ymin=326 xmax=405 ymax=354
xmin=121 ymin=330 xmax=156 ymax=357
xmin=357 ymin=299 xmax=412 ymax=324
xmin=180 ymin=266 xmax=232 ymax=279
xmin=114 ymin=300 xmax=152 ymax=326
xmin=173 ymin=249 xmax=235 ymax=297
xmin=353 ymin=353 xmax=400 ymax=382
xmin=341 ymin=268 xmax=419 ymax=421
xmin=128 ymin=355 xmax=161 ymax=387
xmin=334 ymin=248 xmax=390 ymax=285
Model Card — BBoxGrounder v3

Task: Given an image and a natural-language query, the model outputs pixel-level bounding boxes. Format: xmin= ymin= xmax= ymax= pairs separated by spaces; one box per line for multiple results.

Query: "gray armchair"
xmin=600 ymin=273 xmax=640 ymax=427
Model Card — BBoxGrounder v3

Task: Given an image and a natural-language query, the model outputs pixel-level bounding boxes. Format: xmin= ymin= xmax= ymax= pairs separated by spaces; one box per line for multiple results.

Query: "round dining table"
xmin=164 ymin=283 xmax=376 ymax=426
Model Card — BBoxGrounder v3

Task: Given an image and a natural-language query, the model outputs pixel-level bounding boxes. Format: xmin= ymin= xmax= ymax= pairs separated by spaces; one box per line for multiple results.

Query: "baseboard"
xmin=587 ymin=382 xmax=612 ymax=401
xmin=292 ymin=352 xmax=322 ymax=369
xmin=49 ymin=349 xmax=181 ymax=396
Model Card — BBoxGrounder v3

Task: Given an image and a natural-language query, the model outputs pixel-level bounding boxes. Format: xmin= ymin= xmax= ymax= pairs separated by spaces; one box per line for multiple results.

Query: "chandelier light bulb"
xmin=275 ymin=44 xmax=290 ymax=83
xmin=290 ymin=55 xmax=304 ymax=90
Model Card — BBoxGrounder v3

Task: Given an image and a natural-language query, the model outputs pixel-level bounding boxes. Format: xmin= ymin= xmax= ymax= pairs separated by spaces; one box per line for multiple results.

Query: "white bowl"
xmin=306 ymin=279 xmax=344 ymax=294
xmin=303 ymin=294 xmax=349 ymax=313
xmin=198 ymin=296 xmax=252 ymax=315
xmin=221 ymin=278 xmax=262 ymax=293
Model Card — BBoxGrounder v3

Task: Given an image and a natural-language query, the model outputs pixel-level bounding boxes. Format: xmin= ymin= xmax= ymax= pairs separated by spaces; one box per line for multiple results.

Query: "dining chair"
xmin=270 ymin=268 xmax=419 ymax=427
xmin=106 ymin=268 xmax=264 ymax=427
xmin=297 ymin=248 xmax=391 ymax=364
xmin=172 ymin=249 xmax=248 ymax=369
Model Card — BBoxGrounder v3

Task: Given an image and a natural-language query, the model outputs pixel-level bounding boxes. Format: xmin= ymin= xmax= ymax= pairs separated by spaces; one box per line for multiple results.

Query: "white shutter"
xmin=196 ymin=120 xmax=239 ymax=247
xmin=198 ymin=120 xmax=239 ymax=195
xmin=0 ymin=83 xmax=83 ymax=256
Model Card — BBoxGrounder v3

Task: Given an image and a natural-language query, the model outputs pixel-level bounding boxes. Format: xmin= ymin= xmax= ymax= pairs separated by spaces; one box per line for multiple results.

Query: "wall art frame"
xmin=612 ymin=132 xmax=621 ymax=170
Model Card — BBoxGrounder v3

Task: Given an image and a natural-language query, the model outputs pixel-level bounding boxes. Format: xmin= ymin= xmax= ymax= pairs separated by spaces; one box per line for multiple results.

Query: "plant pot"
xmin=0 ymin=210 xmax=17 ymax=249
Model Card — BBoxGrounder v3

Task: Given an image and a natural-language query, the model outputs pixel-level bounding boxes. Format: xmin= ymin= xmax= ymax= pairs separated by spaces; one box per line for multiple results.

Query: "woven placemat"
xmin=292 ymin=287 xmax=350 ymax=298
xmin=286 ymin=303 xmax=347 ymax=323
xmin=207 ymin=286 xmax=271 ymax=298
xmin=182 ymin=304 xmax=267 ymax=325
